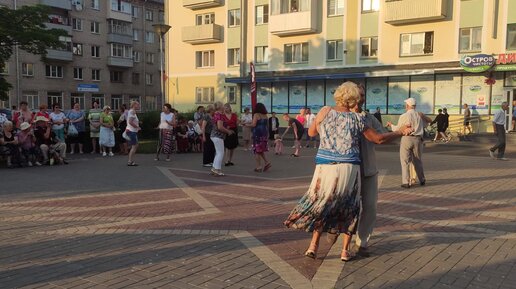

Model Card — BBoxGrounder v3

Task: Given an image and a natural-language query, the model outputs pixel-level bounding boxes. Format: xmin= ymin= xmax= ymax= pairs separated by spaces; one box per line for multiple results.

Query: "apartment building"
xmin=0 ymin=0 xmax=164 ymax=112
xmin=166 ymin=0 xmax=516 ymax=130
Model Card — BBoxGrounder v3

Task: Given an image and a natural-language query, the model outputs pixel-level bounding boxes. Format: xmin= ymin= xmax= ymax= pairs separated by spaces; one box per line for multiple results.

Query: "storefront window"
xmin=365 ymin=77 xmax=387 ymax=113
xmin=435 ymin=74 xmax=461 ymax=114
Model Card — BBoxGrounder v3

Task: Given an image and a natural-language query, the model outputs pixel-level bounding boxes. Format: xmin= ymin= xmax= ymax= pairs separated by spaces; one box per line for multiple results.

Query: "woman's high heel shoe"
xmin=304 ymin=243 xmax=318 ymax=259
xmin=341 ymin=249 xmax=355 ymax=262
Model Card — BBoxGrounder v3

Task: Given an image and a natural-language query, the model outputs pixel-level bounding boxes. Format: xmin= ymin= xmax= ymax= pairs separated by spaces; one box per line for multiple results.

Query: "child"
xmin=274 ymin=134 xmax=283 ymax=155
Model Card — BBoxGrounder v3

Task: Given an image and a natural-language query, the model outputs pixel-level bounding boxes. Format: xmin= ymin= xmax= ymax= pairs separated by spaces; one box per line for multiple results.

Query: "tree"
xmin=0 ymin=5 xmax=68 ymax=101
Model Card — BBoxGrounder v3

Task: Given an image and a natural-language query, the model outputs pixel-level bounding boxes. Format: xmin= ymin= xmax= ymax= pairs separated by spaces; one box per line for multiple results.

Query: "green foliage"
xmin=0 ymin=5 xmax=68 ymax=100
xmin=138 ymin=111 xmax=160 ymax=139
xmin=0 ymin=78 xmax=12 ymax=101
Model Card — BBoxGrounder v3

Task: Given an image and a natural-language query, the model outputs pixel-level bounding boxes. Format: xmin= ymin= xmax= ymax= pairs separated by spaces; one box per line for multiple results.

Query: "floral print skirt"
xmin=284 ymin=163 xmax=361 ymax=235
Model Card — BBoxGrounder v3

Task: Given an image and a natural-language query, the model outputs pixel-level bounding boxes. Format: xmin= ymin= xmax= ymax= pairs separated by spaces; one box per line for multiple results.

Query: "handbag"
xmin=122 ymin=130 xmax=131 ymax=141
xmin=68 ymin=123 xmax=78 ymax=136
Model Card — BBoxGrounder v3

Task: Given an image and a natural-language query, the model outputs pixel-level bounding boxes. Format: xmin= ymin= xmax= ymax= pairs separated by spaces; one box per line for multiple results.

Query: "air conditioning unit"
xmin=72 ymin=0 xmax=82 ymax=5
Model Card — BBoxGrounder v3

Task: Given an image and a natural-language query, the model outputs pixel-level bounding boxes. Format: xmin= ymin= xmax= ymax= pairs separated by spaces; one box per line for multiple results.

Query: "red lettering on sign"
xmin=497 ymin=53 xmax=516 ymax=64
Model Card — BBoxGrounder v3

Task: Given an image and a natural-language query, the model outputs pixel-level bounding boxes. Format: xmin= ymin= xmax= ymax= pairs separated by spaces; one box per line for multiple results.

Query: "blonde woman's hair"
xmin=205 ymin=104 xmax=215 ymax=113
xmin=2 ymin=120 xmax=13 ymax=129
xmin=224 ymin=103 xmax=232 ymax=111
xmin=333 ymin=81 xmax=360 ymax=108
xmin=213 ymin=101 xmax=224 ymax=112
xmin=130 ymin=100 xmax=139 ymax=109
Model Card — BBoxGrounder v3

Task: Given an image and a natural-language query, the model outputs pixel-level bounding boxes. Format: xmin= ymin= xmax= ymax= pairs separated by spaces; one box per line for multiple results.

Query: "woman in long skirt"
xmin=156 ymin=103 xmax=175 ymax=161
xmin=99 ymin=106 xmax=115 ymax=157
xmin=284 ymin=82 xmax=408 ymax=261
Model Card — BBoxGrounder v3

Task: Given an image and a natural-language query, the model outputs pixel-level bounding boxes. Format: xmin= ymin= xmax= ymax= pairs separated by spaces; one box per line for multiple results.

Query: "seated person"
xmin=17 ymin=122 xmax=42 ymax=166
xmin=186 ymin=120 xmax=199 ymax=152
xmin=33 ymin=116 xmax=68 ymax=165
xmin=176 ymin=120 xmax=190 ymax=153
xmin=0 ymin=121 xmax=23 ymax=168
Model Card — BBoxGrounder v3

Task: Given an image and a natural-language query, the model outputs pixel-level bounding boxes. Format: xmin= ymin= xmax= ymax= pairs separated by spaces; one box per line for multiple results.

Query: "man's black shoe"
xmin=400 ymin=184 xmax=410 ymax=189
xmin=352 ymin=244 xmax=370 ymax=257
xmin=420 ymin=181 xmax=426 ymax=186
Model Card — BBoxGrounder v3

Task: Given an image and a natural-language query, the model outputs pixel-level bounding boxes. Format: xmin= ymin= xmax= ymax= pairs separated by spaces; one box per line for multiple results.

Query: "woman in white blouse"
xmin=240 ymin=107 xmax=253 ymax=150
xmin=155 ymin=103 xmax=175 ymax=161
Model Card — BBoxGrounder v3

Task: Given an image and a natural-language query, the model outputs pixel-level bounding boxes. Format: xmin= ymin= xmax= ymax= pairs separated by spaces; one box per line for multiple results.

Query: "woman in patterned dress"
xmin=284 ymin=82 xmax=409 ymax=261
xmin=251 ymin=103 xmax=270 ymax=172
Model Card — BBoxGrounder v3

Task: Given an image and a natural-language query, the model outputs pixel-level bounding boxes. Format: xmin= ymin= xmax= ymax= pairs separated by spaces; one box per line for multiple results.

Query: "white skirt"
xmin=99 ymin=126 xmax=115 ymax=147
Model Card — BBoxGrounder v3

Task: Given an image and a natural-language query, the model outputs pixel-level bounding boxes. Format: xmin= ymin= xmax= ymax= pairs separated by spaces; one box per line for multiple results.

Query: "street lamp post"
xmin=152 ymin=23 xmax=171 ymax=108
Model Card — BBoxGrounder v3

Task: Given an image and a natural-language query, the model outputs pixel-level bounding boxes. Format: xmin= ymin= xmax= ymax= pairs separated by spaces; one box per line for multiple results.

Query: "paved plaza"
xmin=0 ymin=138 xmax=515 ymax=289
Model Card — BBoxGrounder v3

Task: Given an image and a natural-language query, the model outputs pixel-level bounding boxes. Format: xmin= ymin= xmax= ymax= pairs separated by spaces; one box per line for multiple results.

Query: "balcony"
xmin=40 ymin=0 xmax=72 ymax=10
xmin=182 ymin=24 xmax=223 ymax=45
xmin=183 ymin=0 xmax=222 ymax=10
xmin=107 ymin=57 xmax=134 ymax=68
xmin=385 ymin=0 xmax=448 ymax=25
xmin=45 ymin=22 xmax=72 ymax=35
xmin=107 ymin=33 xmax=133 ymax=45
xmin=269 ymin=1 xmax=318 ymax=36
xmin=46 ymin=49 xmax=73 ymax=61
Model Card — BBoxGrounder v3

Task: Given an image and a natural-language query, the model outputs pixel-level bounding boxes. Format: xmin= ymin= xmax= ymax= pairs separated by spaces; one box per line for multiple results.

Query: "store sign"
xmin=460 ymin=54 xmax=496 ymax=73
xmin=494 ymin=53 xmax=516 ymax=71
xmin=77 ymin=84 xmax=99 ymax=92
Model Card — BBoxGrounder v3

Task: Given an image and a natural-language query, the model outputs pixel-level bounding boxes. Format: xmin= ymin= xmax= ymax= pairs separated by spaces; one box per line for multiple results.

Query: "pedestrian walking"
xmin=430 ymin=109 xmax=450 ymax=142
xmin=463 ymin=103 xmax=472 ymax=136
xmin=387 ymin=97 xmax=426 ymax=188
xmin=489 ymin=102 xmax=509 ymax=161
xmin=126 ymin=101 xmax=141 ymax=166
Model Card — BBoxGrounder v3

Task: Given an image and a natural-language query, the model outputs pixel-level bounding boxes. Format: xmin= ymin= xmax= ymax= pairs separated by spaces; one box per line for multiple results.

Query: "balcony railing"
xmin=40 ymin=0 xmax=72 ymax=10
xmin=45 ymin=22 xmax=72 ymax=35
xmin=182 ymin=24 xmax=223 ymax=44
xmin=183 ymin=0 xmax=223 ymax=10
xmin=269 ymin=1 xmax=318 ymax=36
xmin=384 ymin=0 xmax=448 ymax=24
xmin=46 ymin=49 xmax=73 ymax=61
xmin=107 ymin=57 xmax=134 ymax=68
xmin=107 ymin=33 xmax=133 ymax=45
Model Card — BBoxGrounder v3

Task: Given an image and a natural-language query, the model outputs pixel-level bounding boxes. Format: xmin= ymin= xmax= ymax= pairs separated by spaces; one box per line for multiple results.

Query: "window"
xmin=227 ymin=86 xmax=237 ymax=104
xmin=196 ymin=13 xmax=215 ymax=25
xmin=45 ymin=65 xmax=63 ymax=78
xmin=145 ymin=96 xmax=157 ymax=111
xmin=145 ymin=31 xmax=155 ymax=43
xmin=0 ymin=63 xmax=7 ymax=75
xmin=22 ymin=92 xmax=39 ymax=109
xmin=70 ymin=93 xmax=85 ymax=109
xmin=92 ymin=69 xmax=101 ymax=81
xmin=145 ymin=73 xmax=153 ymax=85
xmin=400 ymin=32 xmax=434 ymax=56
xmin=47 ymin=92 xmax=63 ymax=108
xmin=133 ymin=29 xmax=139 ymax=41
xmin=228 ymin=48 xmax=240 ymax=66
xmin=228 ymin=9 xmax=241 ymax=27
xmin=328 ymin=0 xmax=344 ymax=16
xmin=158 ymin=11 xmax=165 ymax=23
xmin=284 ymin=42 xmax=309 ymax=63
xmin=73 ymin=43 xmax=83 ymax=56
xmin=132 ymin=6 xmax=139 ymax=18
xmin=110 ymin=43 xmax=133 ymax=58
xmin=256 ymin=5 xmax=269 ymax=24
xmin=145 ymin=9 xmax=153 ymax=21
xmin=73 ymin=67 xmax=83 ymax=80
xmin=255 ymin=46 xmax=269 ymax=64
xmin=360 ymin=37 xmax=378 ymax=57
xmin=110 ymin=71 xmax=123 ymax=83
xmin=91 ymin=45 xmax=100 ymax=58
xmin=57 ymin=36 xmax=72 ymax=52
xmin=91 ymin=21 xmax=100 ymax=33
xmin=133 ymin=51 xmax=141 ymax=62
xmin=459 ymin=27 xmax=482 ymax=52
xmin=271 ymin=0 xmax=310 ymax=14
xmin=132 ymin=73 xmax=140 ymax=85
xmin=146 ymin=52 xmax=155 ymax=64
xmin=91 ymin=0 xmax=99 ymax=10
xmin=362 ymin=0 xmax=379 ymax=12
xmin=72 ymin=18 xmax=83 ymax=31
xmin=196 ymin=51 xmax=215 ymax=68
xmin=111 ymin=0 xmax=131 ymax=13
xmin=22 ymin=63 xmax=34 ymax=76
xmin=507 ymin=23 xmax=516 ymax=50
xmin=196 ymin=87 xmax=215 ymax=103
xmin=111 ymin=95 xmax=122 ymax=110
xmin=92 ymin=94 xmax=105 ymax=108
xmin=327 ymin=40 xmax=343 ymax=61
xmin=108 ymin=19 xmax=132 ymax=35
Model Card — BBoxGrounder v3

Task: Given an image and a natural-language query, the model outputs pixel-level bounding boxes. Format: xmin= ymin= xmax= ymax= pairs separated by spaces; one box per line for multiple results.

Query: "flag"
xmin=250 ymin=62 xmax=257 ymax=111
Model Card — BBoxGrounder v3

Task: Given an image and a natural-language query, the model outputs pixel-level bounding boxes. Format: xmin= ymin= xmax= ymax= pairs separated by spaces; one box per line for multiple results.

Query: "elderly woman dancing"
xmin=284 ymin=82 xmax=410 ymax=262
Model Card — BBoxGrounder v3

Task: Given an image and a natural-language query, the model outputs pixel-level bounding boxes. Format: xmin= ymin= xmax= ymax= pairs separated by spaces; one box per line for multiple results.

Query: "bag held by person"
xmin=122 ymin=130 xmax=131 ymax=141
xmin=68 ymin=123 xmax=78 ymax=136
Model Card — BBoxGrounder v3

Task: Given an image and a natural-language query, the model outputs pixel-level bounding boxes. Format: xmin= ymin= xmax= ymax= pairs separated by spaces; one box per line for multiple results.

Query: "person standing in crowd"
xmin=17 ymin=122 xmax=42 ymax=166
xmin=489 ymin=102 xmax=509 ymax=161
xmin=67 ymin=103 xmax=85 ymax=154
xmin=33 ymin=116 xmax=67 ymax=165
xmin=99 ymin=106 xmax=115 ymax=157
xmin=194 ymin=106 xmax=205 ymax=124
xmin=296 ymin=108 xmax=306 ymax=128
xmin=304 ymin=108 xmax=317 ymax=148
xmin=374 ymin=107 xmax=382 ymax=124
xmin=284 ymin=82 xmax=410 ymax=262
xmin=268 ymin=112 xmax=279 ymax=147
xmin=430 ymin=109 xmax=450 ymax=142
xmin=0 ymin=121 xmax=22 ymax=168
xmin=49 ymin=104 xmax=68 ymax=142
xmin=463 ymin=103 xmax=472 ymax=136
xmin=156 ymin=103 xmax=175 ymax=161
xmin=210 ymin=102 xmax=234 ymax=176
xmin=223 ymin=103 xmax=238 ymax=166
xmin=387 ymin=98 xmax=426 ymax=188
xmin=126 ymin=101 xmax=141 ymax=166
xmin=251 ymin=103 xmax=271 ymax=172
xmin=117 ymin=104 xmax=128 ymax=155
xmin=281 ymin=113 xmax=304 ymax=157
xmin=13 ymin=101 xmax=34 ymax=130
xmin=201 ymin=104 xmax=216 ymax=167
xmin=240 ymin=107 xmax=253 ymax=151
xmin=36 ymin=104 xmax=50 ymax=119
xmin=88 ymin=101 xmax=102 ymax=154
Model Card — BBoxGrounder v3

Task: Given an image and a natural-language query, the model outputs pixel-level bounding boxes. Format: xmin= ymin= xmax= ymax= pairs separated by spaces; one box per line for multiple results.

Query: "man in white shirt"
xmin=387 ymin=98 xmax=426 ymax=188
xmin=489 ymin=102 xmax=509 ymax=161
xmin=304 ymin=108 xmax=317 ymax=148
